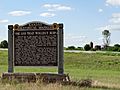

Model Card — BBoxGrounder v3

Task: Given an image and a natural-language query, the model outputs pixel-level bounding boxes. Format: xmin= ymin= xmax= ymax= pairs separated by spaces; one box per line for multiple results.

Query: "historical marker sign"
xmin=8 ymin=21 xmax=64 ymax=74
xmin=13 ymin=22 xmax=62 ymax=66
xmin=14 ymin=30 xmax=58 ymax=66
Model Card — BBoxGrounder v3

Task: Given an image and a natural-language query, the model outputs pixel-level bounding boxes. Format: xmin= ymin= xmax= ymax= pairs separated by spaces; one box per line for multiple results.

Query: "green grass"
xmin=0 ymin=50 xmax=120 ymax=89
xmin=64 ymin=52 xmax=120 ymax=85
xmin=0 ymin=50 xmax=8 ymax=65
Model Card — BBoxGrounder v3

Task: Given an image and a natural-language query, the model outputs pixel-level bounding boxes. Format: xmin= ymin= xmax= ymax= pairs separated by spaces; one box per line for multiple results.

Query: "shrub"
xmin=0 ymin=40 xmax=8 ymax=48
xmin=66 ymin=46 xmax=76 ymax=50
xmin=94 ymin=45 xmax=101 ymax=50
xmin=84 ymin=44 xmax=91 ymax=51
xmin=76 ymin=47 xmax=83 ymax=50
xmin=114 ymin=44 xmax=120 ymax=47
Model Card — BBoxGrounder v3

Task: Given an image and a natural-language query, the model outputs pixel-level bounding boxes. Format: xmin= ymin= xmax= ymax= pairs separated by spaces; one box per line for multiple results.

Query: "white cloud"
xmin=65 ymin=34 xmax=88 ymax=47
xmin=43 ymin=4 xmax=72 ymax=11
xmin=98 ymin=13 xmax=120 ymax=32
xmin=105 ymin=3 xmax=109 ymax=6
xmin=109 ymin=25 xmax=120 ymax=31
xmin=112 ymin=13 xmax=120 ymax=18
xmin=109 ymin=18 xmax=120 ymax=23
xmin=106 ymin=0 xmax=120 ymax=6
xmin=97 ymin=25 xmax=111 ymax=31
xmin=40 ymin=12 xmax=55 ymax=17
xmin=109 ymin=13 xmax=120 ymax=23
xmin=98 ymin=25 xmax=120 ymax=31
xmin=43 ymin=4 xmax=60 ymax=8
xmin=8 ymin=11 xmax=31 ymax=16
xmin=56 ymin=6 xmax=71 ymax=11
xmin=98 ymin=9 xmax=103 ymax=13
xmin=0 ymin=20 xmax=8 ymax=23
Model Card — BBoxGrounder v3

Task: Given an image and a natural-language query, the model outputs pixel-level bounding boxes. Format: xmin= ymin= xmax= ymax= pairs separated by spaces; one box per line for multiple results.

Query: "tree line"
xmin=1 ymin=38 xmax=120 ymax=52
xmin=65 ymin=43 xmax=120 ymax=52
xmin=66 ymin=30 xmax=120 ymax=52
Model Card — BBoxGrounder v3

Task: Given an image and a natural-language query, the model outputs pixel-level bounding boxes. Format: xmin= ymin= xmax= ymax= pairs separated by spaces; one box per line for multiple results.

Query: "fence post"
xmin=8 ymin=25 xmax=14 ymax=73
xmin=58 ymin=24 xmax=64 ymax=74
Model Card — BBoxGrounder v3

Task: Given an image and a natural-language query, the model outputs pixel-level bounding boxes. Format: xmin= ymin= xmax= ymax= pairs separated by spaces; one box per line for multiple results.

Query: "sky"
xmin=0 ymin=0 xmax=120 ymax=47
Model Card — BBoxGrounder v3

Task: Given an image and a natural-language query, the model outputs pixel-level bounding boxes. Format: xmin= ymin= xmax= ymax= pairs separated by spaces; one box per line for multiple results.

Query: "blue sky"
xmin=0 ymin=0 xmax=120 ymax=47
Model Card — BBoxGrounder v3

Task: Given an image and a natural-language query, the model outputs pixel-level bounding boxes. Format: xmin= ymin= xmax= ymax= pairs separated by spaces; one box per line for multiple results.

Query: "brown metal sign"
xmin=13 ymin=21 xmax=61 ymax=66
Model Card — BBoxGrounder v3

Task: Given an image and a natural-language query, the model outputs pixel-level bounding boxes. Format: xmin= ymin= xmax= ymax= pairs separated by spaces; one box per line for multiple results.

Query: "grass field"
xmin=0 ymin=50 xmax=120 ymax=90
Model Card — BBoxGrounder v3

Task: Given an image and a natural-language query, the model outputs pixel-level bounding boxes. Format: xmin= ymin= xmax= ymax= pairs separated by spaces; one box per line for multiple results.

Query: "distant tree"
xmin=104 ymin=45 xmax=120 ymax=52
xmin=101 ymin=44 xmax=120 ymax=52
xmin=77 ymin=47 xmax=83 ymax=50
xmin=95 ymin=45 xmax=101 ymax=50
xmin=0 ymin=40 xmax=8 ymax=48
xmin=104 ymin=46 xmax=112 ymax=51
xmin=118 ymin=48 xmax=120 ymax=52
xmin=84 ymin=44 xmax=91 ymax=51
xmin=67 ymin=46 xmax=76 ymax=50
xmin=114 ymin=44 xmax=120 ymax=47
xmin=112 ymin=46 xmax=119 ymax=51
xmin=91 ymin=48 xmax=96 ymax=51
xmin=102 ymin=30 xmax=111 ymax=47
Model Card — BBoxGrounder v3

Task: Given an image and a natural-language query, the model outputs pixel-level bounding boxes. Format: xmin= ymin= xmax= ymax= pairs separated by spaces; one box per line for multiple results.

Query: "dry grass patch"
xmin=93 ymin=80 xmax=120 ymax=90
xmin=0 ymin=83 xmax=91 ymax=90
